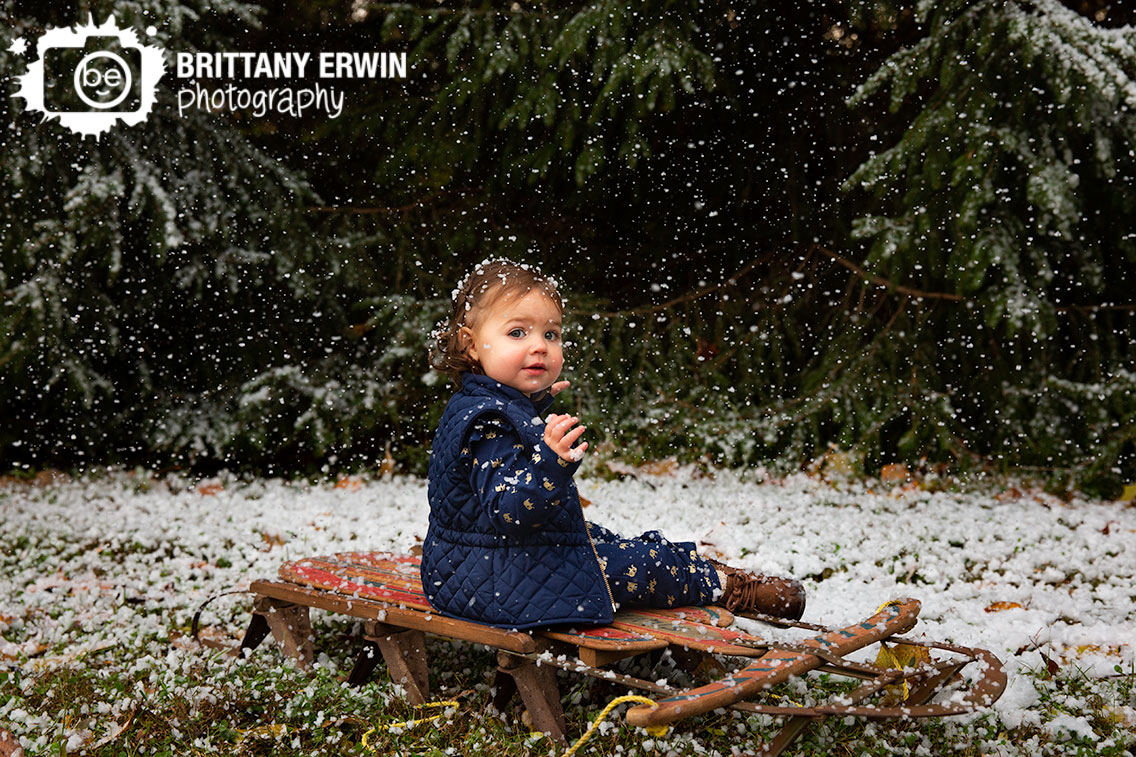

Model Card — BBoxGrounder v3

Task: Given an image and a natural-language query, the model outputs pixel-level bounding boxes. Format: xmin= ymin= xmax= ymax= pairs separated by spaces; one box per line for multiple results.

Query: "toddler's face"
xmin=463 ymin=289 xmax=563 ymax=396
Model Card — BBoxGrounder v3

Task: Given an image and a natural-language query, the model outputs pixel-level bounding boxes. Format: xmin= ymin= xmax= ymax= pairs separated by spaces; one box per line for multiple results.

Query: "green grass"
xmin=3 ymin=613 xmax=1134 ymax=757
xmin=3 ymin=473 xmax=1134 ymax=756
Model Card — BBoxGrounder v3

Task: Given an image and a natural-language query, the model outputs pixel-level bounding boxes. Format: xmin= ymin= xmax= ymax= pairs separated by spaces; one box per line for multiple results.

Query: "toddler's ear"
xmin=459 ymin=326 xmax=477 ymax=361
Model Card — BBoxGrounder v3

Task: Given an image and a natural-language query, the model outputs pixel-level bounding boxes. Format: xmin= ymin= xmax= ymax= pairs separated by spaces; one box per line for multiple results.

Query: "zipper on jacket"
xmin=584 ymin=519 xmax=617 ymax=613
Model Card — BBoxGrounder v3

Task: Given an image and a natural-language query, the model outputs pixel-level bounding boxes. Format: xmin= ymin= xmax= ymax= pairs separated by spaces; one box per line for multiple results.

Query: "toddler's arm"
xmin=468 ymin=416 xmax=581 ymax=536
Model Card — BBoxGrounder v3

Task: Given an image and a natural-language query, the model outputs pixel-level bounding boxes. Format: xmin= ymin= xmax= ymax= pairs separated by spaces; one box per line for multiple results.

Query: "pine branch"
xmin=365 ymin=2 xmax=557 ymax=19
xmin=305 ymin=189 xmax=481 ymax=215
xmin=576 ymin=252 xmax=777 ymax=318
xmin=815 ymin=245 xmax=965 ymax=301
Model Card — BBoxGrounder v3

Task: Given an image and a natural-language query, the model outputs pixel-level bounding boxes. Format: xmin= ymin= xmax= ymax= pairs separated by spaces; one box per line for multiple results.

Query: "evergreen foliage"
xmin=1 ymin=0 xmax=1134 ymax=493
xmin=0 ymin=0 xmax=338 ymax=467
xmin=841 ymin=0 xmax=1136 ymax=491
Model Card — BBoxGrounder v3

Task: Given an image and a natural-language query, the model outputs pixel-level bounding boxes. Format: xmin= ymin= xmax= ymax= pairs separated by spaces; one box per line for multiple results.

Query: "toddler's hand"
xmin=543 ymin=413 xmax=588 ymax=462
xmin=549 ymin=380 xmax=571 ymax=397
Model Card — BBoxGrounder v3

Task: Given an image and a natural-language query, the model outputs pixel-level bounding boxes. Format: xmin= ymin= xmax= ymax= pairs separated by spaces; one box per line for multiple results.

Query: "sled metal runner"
xmin=227 ymin=552 xmax=1007 ymax=756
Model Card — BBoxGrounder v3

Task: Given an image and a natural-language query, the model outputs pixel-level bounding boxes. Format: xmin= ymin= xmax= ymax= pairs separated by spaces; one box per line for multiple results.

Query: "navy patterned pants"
xmin=586 ymin=522 xmax=721 ymax=610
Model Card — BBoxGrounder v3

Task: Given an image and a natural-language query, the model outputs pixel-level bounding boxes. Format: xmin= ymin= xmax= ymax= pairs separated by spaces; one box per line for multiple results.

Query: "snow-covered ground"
xmin=2 ymin=468 xmax=1134 ymax=748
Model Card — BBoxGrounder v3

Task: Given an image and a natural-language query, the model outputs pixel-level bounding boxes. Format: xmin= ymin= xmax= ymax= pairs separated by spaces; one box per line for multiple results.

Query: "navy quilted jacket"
xmin=421 ymin=373 xmax=615 ymax=629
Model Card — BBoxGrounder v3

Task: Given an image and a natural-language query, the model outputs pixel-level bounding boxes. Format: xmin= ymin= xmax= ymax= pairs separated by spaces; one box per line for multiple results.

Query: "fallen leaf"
xmin=876 ymin=641 xmax=933 ymax=704
xmin=197 ymin=482 xmax=224 ymax=496
xmin=0 ymin=730 xmax=22 ymax=757
xmin=578 ymin=495 xmax=592 ymax=508
xmin=379 ymin=442 xmax=397 ymax=477
xmin=640 ymin=459 xmax=678 ymax=476
xmin=1104 ymin=705 xmax=1136 ymax=728
xmin=995 ymin=487 xmax=1024 ymax=502
xmin=236 ymin=724 xmax=288 ymax=744
xmin=90 ymin=709 xmax=134 ymax=749
xmin=880 ymin=463 xmax=911 ymax=483
xmin=33 ymin=469 xmax=71 ymax=487
xmin=985 ymin=601 xmax=1024 ymax=613
xmin=1072 ymin=644 xmax=1122 ymax=658
xmin=0 ymin=641 xmax=49 ymax=662
xmin=821 ymin=450 xmax=856 ymax=476
xmin=1120 ymin=483 xmax=1136 ymax=502
xmin=260 ymin=532 xmax=286 ymax=550
xmin=335 ymin=476 xmax=363 ymax=491
xmin=170 ymin=626 xmax=236 ymax=651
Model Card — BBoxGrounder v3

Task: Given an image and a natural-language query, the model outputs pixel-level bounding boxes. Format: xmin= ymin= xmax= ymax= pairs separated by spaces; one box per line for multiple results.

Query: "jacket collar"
xmin=460 ymin=372 xmax=555 ymax=414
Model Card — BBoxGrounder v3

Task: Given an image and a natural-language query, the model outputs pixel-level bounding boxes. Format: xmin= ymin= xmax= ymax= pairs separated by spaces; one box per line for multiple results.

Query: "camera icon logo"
xmin=74 ymin=50 xmax=136 ymax=110
xmin=13 ymin=15 xmax=165 ymax=138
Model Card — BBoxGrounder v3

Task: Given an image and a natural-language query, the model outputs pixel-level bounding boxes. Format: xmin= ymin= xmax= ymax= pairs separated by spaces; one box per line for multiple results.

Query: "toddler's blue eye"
xmin=545 ymin=331 xmax=560 ymax=341
xmin=508 ymin=328 xmax=526 ymax=338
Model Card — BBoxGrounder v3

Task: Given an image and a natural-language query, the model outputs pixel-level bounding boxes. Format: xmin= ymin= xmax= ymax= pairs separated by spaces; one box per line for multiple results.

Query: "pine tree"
xmin=0 ymin=0 xmax=335 ymax=468
xmin=5 ymin=0 xmax=1133 ymax=490
xmin=840 ymin=0 xmax=1136 ymax=490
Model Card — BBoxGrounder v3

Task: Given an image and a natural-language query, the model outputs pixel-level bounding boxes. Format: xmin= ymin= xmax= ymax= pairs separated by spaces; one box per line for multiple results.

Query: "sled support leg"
xmin=347 ymin=639 xmax=383 ymax=686
xmin=757 ymin=716 xmax=822 ymax=757
xmin=254 ymin=596 xmax=314 ymax=667
xmin=490 ymin=669 xmax=518 ymax=711
xmin=360 ymin=622 xmax=430 ymax=704
xmin=235 ymin=610 xmax=272 ymax=657
xmin=497 ymin=651 xmax=567 ymax=746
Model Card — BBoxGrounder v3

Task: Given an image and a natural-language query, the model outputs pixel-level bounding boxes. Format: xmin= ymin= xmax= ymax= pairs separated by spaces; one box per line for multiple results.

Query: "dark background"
xmin=2 ymin=0 xmax=1134 ymax=494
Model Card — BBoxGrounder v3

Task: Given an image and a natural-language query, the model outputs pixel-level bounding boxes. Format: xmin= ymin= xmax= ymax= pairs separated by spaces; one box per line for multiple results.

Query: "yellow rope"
xmin=560 ymin=695 xmax=668 ymax=757
xmin=875 ymin=598 xmax=903 ymax=614
xmin=360 ymin=700 xmax=460 ymax=750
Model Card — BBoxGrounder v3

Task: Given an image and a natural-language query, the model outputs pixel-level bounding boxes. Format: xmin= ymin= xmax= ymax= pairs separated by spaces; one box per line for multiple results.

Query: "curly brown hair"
xmin=430 ymin=258 xmax=563 ymax=386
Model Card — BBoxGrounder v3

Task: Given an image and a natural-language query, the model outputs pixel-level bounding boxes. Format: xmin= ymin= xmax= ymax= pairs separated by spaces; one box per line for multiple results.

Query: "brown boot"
xmin=713 ymin=562 xmax=806 ymax=620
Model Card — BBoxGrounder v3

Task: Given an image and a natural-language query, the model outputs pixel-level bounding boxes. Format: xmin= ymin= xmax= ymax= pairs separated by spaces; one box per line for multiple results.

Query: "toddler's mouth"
xmin=523 ymin=365 xmax=546 ymax=374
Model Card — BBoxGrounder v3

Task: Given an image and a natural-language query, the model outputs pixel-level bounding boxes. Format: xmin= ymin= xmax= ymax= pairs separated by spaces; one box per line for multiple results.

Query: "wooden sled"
xmin=231 ymin=552 xmax=1007 ymax=756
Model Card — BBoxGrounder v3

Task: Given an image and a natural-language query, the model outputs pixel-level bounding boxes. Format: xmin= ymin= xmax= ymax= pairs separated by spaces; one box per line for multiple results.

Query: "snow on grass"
xmin=1 ymin=468 xmax=1134 ymax=755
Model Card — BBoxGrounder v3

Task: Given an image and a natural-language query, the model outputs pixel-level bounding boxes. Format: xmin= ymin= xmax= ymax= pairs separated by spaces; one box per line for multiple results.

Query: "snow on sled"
xmin=228 ymin=551 xmax=1007 ymax=756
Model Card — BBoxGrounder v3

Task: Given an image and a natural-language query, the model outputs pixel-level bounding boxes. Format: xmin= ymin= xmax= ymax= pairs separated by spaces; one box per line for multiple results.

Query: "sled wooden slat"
xmin=540 ymin=625 xmax=669 ymax=655
xmin=249 ymin=579 xmax=537 ymax=654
